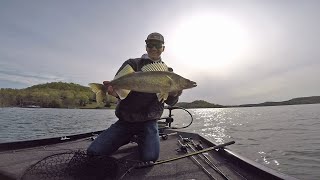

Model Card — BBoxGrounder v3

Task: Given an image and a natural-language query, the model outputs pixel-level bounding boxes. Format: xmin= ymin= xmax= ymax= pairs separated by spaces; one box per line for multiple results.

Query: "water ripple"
xmin=181 ymin=105 xmax=320 ymax=180
xmin=1 ymin=104 xmax=320 ymax=180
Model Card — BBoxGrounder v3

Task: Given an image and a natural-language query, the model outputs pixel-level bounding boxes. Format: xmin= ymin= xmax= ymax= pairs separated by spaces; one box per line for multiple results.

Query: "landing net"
xmin=21 ymin=150 xmax=121 ymax=180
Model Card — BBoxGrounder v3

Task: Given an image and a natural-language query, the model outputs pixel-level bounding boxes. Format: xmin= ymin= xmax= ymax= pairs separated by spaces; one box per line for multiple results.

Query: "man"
xmin=87 ymin=32 xmax=182 ymax=162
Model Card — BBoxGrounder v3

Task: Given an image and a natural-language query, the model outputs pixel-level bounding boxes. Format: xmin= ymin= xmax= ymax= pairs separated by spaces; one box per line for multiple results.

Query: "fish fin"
xmin=110 ymin=64 xmax=134 ymax=100
xmin=88 ymin=83 xmax=105 ymax=93
xmin=155 ymin=75 xmax=173 ymax=98
xmin=157 ymin=93 xmax=168 ymax=103
xmin=157 ymin=93 xmax=162 ymax=102
xmin=115 ymin=89 xmax=131 ymax=100
xmin=164 ymin=93 xmax=169 ymax=101
xmin=96 ymin=91 xmax=105 ymax=104
xmin=166 ymin=75 xmax=174 ymax=86
xmin=114 ymin=64 xmax=135 ymax=79
xmin=141 ymin=62 xmax=169 ymax=72
xmin=88 ymin=83 xmax=107 ymax=104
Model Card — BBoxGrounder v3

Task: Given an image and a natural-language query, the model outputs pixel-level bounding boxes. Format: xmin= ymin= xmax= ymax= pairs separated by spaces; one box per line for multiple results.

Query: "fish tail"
xmin=88 ymin=83 xmax=107 ymax=104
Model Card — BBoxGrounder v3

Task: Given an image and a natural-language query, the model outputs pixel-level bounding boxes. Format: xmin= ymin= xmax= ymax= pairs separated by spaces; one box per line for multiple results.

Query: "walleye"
xmin=89 ymin=62 xmax=197 ymax=104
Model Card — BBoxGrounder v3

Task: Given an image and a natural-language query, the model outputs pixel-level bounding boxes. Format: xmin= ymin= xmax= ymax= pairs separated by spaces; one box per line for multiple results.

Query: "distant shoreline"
xmin=1 ymin=82 xmax=319 ymax=109
xmin=4 ymin=96 xmax=319 ymax=109
xmin=175 ymin=96 xmax=320 ymax=109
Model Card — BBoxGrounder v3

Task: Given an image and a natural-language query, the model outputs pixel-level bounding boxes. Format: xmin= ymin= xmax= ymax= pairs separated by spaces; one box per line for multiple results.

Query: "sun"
xmin=169 ymin=12 xmax=253 ymax=74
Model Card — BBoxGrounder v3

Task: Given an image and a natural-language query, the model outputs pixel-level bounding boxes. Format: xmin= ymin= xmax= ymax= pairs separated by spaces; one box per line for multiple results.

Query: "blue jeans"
xmin=87 ymin=120 xmax=160 ymax=162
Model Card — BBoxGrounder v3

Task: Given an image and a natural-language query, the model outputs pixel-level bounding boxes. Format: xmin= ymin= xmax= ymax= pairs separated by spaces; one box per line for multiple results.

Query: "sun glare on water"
xmin=170 ymin=12 xmax=253 ymax=74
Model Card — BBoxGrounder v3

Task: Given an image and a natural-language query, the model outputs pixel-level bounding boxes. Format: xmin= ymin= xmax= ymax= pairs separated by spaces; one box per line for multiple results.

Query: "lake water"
xmin=1 ymin=104 xmax=320 ymax=180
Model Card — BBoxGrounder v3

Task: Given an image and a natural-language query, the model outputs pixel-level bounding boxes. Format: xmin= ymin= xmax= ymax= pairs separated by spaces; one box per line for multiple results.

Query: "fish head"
xmin=179 ymin=78 xmax=197 ymax=90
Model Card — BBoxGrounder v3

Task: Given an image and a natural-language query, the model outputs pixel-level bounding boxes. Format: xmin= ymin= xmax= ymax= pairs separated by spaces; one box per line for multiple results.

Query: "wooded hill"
xmin=0 ymin=82 xmax=117 ymax=108
xmin=176 ymin=100 xmax=224 ymax=108
xmin=238 ymin=96 xmax=320 ymax=107
xmin=176 ymin=96 xmax=320 ymax=108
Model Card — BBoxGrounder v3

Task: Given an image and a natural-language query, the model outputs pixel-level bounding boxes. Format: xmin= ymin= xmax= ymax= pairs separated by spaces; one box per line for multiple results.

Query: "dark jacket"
xmin=115 ymin=57 xmax=179 ymax=122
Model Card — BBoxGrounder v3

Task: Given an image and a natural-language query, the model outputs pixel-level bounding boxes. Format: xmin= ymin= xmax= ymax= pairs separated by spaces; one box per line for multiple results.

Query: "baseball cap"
xmin=145 ymin=32 xmax=164 ymax=44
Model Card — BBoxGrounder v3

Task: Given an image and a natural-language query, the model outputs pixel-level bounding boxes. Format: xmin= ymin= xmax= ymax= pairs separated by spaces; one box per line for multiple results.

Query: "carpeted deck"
xmin=0 ymin=130 xmax=290 ymax=180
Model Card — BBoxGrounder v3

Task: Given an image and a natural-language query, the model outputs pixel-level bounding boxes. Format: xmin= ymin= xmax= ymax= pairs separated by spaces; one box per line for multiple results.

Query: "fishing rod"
xmin=178 ymin=135 xmax=229 ymax=179
xmin=119 ymin=141 xmax=235 ymax=179
xmin=178 ymin=135 xmax=230 ymax=180
xmin=187 ymin=139 xmax=231 ymax=180
xmin=177 ymin=139 xmax=216 ymax=179
xmin=186 ymin=139 xmax=247 ymax=180
xmin=153 ymin=140 xmax=235 ymax=166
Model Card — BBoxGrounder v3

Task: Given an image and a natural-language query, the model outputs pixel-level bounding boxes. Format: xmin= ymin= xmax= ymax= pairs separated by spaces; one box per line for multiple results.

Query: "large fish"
xmin=89 ymin=62 xmax=197 ymax=104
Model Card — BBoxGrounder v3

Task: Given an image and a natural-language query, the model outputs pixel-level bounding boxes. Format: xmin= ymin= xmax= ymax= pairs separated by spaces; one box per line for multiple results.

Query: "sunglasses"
xmin=146 ymin=43 xmax=163 ymax=49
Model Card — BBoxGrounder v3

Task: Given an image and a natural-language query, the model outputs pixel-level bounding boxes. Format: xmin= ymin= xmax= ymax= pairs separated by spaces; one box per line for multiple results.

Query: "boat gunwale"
xmin=195 ymin=132 xmax=298 ymax=180
xmin=0 ymin=130 xmax=103 ymax=151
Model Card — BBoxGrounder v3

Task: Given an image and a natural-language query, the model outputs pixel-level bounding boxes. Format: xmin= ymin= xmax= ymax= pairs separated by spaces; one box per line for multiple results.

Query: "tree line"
xmin=176 ymin=100 xmax=224 ymax=108
xmin=0 ymin=82 xmax=117 ymax=108
xmin=3 ymin=82 xmax=317 ymax=109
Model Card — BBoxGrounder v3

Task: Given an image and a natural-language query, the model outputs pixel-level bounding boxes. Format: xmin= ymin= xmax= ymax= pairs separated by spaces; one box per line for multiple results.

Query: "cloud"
xmin=0 ymin=69 xmax=66 ymax=88
xmin=228 ymin=63 xmax=320 ymax=104
xmin=1 ymin=1 xmax=320 ymax=105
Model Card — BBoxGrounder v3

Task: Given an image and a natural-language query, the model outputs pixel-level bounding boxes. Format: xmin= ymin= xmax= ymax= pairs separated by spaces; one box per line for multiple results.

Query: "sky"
xmin=1 ymin=0 xmax=320 ymax=105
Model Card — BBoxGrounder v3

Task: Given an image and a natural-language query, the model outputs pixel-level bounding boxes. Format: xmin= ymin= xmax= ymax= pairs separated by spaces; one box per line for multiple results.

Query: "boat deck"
xmin=0 ymin=129 xmax=295 ymax=180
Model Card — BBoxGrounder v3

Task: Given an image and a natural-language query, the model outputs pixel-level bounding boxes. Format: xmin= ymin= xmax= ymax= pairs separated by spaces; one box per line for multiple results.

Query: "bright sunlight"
xmin=170 ymin=12 xmax=254 ymax=74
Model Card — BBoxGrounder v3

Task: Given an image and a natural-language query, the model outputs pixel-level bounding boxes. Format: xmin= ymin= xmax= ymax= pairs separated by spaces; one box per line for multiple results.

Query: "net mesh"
xmin=21 ymin=150 xmax=121 ymax=180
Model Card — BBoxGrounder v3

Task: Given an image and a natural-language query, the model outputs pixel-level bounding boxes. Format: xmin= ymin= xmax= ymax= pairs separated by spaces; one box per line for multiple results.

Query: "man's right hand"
xmin=103 ymin=81 xmax=118 ymax=97
xmin=169 ymin=90 xmax=183 ymax=97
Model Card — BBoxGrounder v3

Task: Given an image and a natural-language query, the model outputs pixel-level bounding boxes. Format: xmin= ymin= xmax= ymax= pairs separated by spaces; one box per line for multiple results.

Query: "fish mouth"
xmin=187 ymin=81 xmax=197 ymax=88
xmin=191 ymin=81 xmax=197 ymax=87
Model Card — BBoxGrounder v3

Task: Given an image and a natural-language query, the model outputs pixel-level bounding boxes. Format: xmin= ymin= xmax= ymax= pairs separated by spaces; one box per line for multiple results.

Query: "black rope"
xmin=158 ymin=106 xmax=194 ymax=129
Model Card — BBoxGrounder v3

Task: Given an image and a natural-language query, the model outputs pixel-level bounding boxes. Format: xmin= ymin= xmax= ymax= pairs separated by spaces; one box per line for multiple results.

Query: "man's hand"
xmin=103 ymin=81 xmax=118 ymax=97
xmin=169 ymin=90 xmax=182 ymax=97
